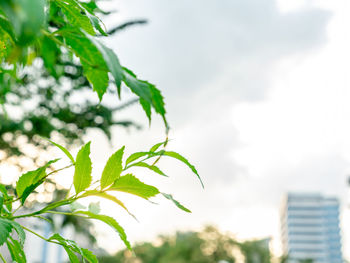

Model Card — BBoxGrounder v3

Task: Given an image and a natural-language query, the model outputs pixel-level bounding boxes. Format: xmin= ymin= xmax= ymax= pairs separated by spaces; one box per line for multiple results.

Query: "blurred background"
xmin=2 ymin=0 xmax=350 ymax=262
xmin=97 ymin=0 xmax=350 ymax=260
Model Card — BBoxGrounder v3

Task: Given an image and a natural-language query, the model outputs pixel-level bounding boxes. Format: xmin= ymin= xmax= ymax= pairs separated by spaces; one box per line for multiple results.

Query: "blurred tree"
xmin=98 ymin=226 xmax=292 ymax=263
xmin=238 ymin=238 xmax=271 ymax=263
xmin=0 ymin=0 xmax=148 ymax=171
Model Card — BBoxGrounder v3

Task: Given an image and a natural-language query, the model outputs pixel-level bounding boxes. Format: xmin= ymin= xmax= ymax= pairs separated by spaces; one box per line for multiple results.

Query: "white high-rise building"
xmin=280 ymin=193 xmax=343 ymax=263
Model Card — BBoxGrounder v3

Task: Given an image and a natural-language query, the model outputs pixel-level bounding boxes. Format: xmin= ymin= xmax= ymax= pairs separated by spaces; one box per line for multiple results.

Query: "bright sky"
xmin=69 ymin=0 xmax=350 ymax=259
xmin=5 ymin=0 xmax=347 ymax=259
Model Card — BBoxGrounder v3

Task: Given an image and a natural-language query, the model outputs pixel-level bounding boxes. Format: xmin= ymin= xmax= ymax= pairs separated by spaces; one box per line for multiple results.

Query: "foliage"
xmin=0 ymin=139 xmax=201 ymax=261
xmin=0 ymin=0 xmax=155 ymax=167
xmin=99 ymin=226 xmax=289 ymax=263
xmin=0 ymin=0 xmax=200 ymax=261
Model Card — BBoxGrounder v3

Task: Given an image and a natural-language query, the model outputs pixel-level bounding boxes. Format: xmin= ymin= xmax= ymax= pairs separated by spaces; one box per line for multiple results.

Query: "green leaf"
xmin=85 ymin=35 xmax=123 ymax=95
xmin=125 ymin=150 xmax=203 ymax=187
xmin=0 ymin=218 xmax=13 ymax=245
xmin=150 ymin=141 xmax=168 ymax=153
xmin=101 ymin=146 xmax=125 ymax=189
xmin=82 ymin=190 xmax=136 ymax=220
xmin=9 ymin=221 xmax=26 ymax=246
xmin=85 ymin=66 xmax=109 ymax=100
xmin=0 ymin=0 xmax=46 ymax=44
xmin=48 ymin=139 xmax=75 ymax=163
xmin=122 ymin=67 xmax=167 ymax=125
xmin=56 ymin=0 xmax=95 ymax=35
xmin=0 ymin=192 xmax=3 ymax=214
xmin=88 ymin=15 xmax=107 ymax=36
xmin=0 ymin=219 xmax=25 ymax=247
xmin=74 ymin=211 xmax=131 ymax=250
xmin=161 ymin=193 xmax=191 ymax=213
xmin=56 ymin=0 xmax=106 ymax=36
xmin=63 ymin=31 xmax=109 ymax=100
xmin=41 ymin=35 xmax=60 ymax=77
xmin=49 ymin=233 xmax=97 ymax=263
xmin=0 ymin=15 xmax=16 ymax=41
xmin=63 ymin=247 xmax=80 ymax=263
xmin=139 ymin=98 xmax=152 ymax=123
xmin=0 ymin=185 xmax=12 ymax=213
xmin=88 ymin=202 xmax=100 ymax=214
xmin=16 ymin=159 xmax=59 ymax=204
xmin=6 ymin=237 xmax=26 ymax=263
xmin=73 ymin=142 xmax=92 ymax=194
xmin=162 ymin=151 xmax=203 ymax=188
xmin=109 ymin=174 xmax=159 ymax=200
xmin=131 ymin=162 xmax=167 ymax=177
xmin=125 ymin=152 xmax=152 ymax=166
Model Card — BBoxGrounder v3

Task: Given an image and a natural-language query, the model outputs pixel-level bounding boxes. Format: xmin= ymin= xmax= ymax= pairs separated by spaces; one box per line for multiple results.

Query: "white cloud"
xmin=91 ymin=0 xmax=350 ymax=258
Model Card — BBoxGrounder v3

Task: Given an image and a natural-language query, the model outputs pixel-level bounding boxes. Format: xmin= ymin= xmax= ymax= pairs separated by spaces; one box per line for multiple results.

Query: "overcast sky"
xmin=68 ymin=0 xmax=350 ymax=259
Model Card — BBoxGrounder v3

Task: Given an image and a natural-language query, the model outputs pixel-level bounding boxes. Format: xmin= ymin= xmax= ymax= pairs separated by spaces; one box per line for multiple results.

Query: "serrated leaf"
xmin=0 ymin=218 xmax=13 ymax=245
xmin=82 ymin=190 xmax=137 ymax=220
xmin=56 ymin=0 xmax=96 ymax=35
xmin=162 ymin=151 xmax=203 ymax=188
xmin=88 ymin=202 xmax=100 ymax=214
xmin=0 ymin=219 xmax=25 ymax=247
xmin=6 ymin=237 xmax=26 ymax=263
xmin=132 ymin=162 xmax=167 ymax=177
xmin=101 ymin=146 xmax=124 ymax=189
xmin=63 ymin=31 xmax=109 ymax=100
xmin=57 ymin=0 xmax=106 ymax=36
xmin=49 ymin=233 xmax=97 ymax=263
xmin=74 ymin=142 xmax=92 ymax=194
xmin=109 ymin=174 xmax=159 ymax=200
xmin=139 ymin=98 xmax=152 ymax=123
xmin=125 ymin=152 xmax=152 ymax=166
xmin=122 ymin=67 xmax=167 ymax=126
xmin=161 ymin=193 xmax=191 ymax=213
xmin=9 ymin=221 xmax=26 ymax=246
xmin=74 ymin=211 xmax=131 ymax=250
xmin=16 ymin=159 xmax=59 ymax=204
xmin=48 ymin=139 xmax=75 ymax=163
xmin=85 ymin=35 xmax=123 ymax=94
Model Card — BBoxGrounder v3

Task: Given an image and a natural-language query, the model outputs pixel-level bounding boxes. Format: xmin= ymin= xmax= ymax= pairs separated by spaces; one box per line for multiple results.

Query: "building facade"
xmin=280 ymin=193 xmax=343 ymax=263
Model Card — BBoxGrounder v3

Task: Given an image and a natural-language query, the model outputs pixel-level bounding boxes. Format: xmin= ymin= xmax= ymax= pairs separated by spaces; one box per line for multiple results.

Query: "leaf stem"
xmin=21 ymin=225 xmax=61 ymax=246
xmin=0 ymin=253 xmax=7 ymax=263
xmin=45 ymin=210 xmax=87 ymax=219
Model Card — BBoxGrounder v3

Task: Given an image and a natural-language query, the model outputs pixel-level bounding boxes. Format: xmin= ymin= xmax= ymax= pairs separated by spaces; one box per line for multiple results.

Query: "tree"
xmin=99 ymin=226 xmax=288 ymax=263
xmin=0 ymin=0 xmax=202 ymax=261
xmin=0 ymin=0 xmax=147 ymax=170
